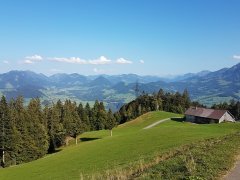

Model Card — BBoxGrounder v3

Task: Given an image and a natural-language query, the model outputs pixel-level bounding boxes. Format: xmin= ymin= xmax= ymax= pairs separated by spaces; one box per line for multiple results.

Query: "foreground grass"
xmin=137 ymin=133 xmax=240 ymax=179
xmin=0 ymin=111 xmax=240 ymax=179
xmin=92 ymin=134 xmax=240 ymax=179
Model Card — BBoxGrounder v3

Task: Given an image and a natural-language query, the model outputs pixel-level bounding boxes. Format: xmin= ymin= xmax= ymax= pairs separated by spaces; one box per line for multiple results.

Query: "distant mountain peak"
xmin=231 ymin=62 xmax=240 ymax=69
xmin=90 ymin=76 xmax=112 ymax=86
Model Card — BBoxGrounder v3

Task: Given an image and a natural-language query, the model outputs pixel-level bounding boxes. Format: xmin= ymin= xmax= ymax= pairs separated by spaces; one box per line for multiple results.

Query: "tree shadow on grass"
xmin=171 ymin=117 xmax=185 ymax=122
xmin=48 ymin=149 xmax=62 ymax=154
xmin=80 ymin=137 xmax=101 ymax=142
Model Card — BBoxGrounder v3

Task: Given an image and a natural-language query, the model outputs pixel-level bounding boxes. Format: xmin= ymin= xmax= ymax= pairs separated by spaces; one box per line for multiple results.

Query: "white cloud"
xmin=233 ymin=55 xmax=240 ymax=60
xmin=25 ymin=55 xmax=43 ymax=61
xmin=48 ymin=56 xmax=112 ymax=65
xmin=48 ymin=56 xmax=134 ymax=65
xmin=140 ymin=60 xmax=144 ymax=64
xmin=116 ymin=58 xmax=132 ymax=64
xmin=3 ymin=60 xmax=9 ymax=64
xmin=48 ymin=57 xmax=87 ymax=64
xmin=24 ymin=59 xmax=34 ymax=64
xmin=89 ymin=56 xmax=111 ymax=65
xmin=24 ymin=54 xmax=43 ymax=64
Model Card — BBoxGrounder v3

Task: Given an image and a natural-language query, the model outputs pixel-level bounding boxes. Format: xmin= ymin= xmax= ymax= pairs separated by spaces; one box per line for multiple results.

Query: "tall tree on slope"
xmin=0 ymin=96 xmax=13 ymax=167
xmin=105 ymin=109 xmax=117 ymax=137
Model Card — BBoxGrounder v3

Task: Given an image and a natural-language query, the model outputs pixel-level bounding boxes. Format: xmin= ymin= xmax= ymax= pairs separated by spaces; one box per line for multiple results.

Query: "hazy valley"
xmin=1 ymin=63 xmax=240 ymax=110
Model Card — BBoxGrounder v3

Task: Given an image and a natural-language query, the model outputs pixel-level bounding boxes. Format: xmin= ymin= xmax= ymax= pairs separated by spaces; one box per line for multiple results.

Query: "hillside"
xmin=0 ymin=63 xmax=240 ymax=109
xmin=141 ymin=63 xmax=240 ymax=106
xmin=0 ymin=111 xmax=240 ymax=179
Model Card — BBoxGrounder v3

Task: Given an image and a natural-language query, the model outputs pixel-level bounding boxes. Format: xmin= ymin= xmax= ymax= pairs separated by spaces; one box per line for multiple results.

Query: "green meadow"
xmin=0 ymin=111 xmax=240 ymax=179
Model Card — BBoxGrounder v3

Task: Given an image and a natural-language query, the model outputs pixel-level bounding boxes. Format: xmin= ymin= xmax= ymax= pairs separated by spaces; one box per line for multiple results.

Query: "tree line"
xmin=0 ymin=96 xmax=116 ymax=167
xmin=117 ymin=89 xmax=240 ymax=124
xmin=211 ymin=100 xmax=240 ymax=120
xmin=118 ymin=89 xmax=192 ymax=123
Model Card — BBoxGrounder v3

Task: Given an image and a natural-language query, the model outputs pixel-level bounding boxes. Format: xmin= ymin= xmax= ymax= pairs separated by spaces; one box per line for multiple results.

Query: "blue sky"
xmin=0 ymin=0 xmax=240 ymax=76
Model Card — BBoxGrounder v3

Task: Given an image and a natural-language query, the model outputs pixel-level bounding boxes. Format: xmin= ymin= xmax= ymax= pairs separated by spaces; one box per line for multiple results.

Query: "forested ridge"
xmin=0 ymin=97 xmax=116 ymax=167
xmin=0 ymin=89 xmax=239 ymax=168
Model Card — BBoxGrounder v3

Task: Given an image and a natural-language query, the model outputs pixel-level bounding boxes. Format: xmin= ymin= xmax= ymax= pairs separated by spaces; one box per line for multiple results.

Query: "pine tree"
xmin=44 ymin=104 xmax=65 ymax=153
xmin=235 ymin=101 xmax=240 ymax=120
xmin=27 ymin=98 xmax=49 ymax=159
xmin=78 ymin=103 xmax=90 ymax=131
xmin=114 ymin=111 xmax=121 ymax=124
xmin=63 ymin=100 xmax=83 ymax=145
xmin=119 ymin=105 xmax=127 ymax=124
xmin=56 ymin=100 xmax=64 ymax=123
xmin=106 ymin=109 xmax=116 ymax=136
xmin=0 ymin=96 xmax=13 ymax=167
xmin=92 ymin=100 xmax=99 ymax=130
xmin=10 ymin=96 xmax=34 ymax=164
xmin=85 ymin=103 xmax=94 ymax=130
xmin=98 ymin=102 xmax=107 ymax=130
xmin=8 ymin=98 xmax=21 ymax=165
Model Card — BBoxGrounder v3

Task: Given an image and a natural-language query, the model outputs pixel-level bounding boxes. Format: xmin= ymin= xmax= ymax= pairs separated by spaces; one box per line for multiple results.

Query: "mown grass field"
xmin=0 ymin=111 xmax=240 ymax=179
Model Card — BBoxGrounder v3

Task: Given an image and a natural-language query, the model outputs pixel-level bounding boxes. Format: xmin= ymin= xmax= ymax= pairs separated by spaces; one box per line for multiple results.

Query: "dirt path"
xmin=143 ymin=117 xmax=177 ymax=129
xmin=223 ymin=158 xmax=240 ymax=180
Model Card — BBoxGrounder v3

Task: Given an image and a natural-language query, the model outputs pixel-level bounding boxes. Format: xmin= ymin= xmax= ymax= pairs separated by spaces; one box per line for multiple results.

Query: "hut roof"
xmin=185 ymin=107 xmax=228 ymax=120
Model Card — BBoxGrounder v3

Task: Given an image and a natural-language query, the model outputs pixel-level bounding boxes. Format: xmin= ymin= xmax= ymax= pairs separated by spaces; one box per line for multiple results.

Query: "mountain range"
xmin=0 ymin=63 xmax=240 ymax=110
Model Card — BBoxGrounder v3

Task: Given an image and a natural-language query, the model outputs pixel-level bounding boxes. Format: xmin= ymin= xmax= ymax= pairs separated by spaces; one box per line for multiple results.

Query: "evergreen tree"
xmin=97 ymin=102 xmax=107 ymax=130
xmin=92 ymin=100 xmax=107 ymax=130
xmin=27 ymin=98 xmax=49 ymax=159
xmin=119 ymin=105 xmax=128 ymax=124
xmin=63 ymin=100 xmax=83 ymax=145
xmin=8 ymin=98 xmax=24 ymax=165
xmin=92 ymin=100 xmax=99 ymax=130
xmin=114 ymin=111 xmax=121 ymax=124
xmin=0 ymin=96 xmax=14 ymax=167
xmin=85 ymin=103 xmax=94 ymax=130
xmin=235 ymin=101 xmax=240 ymax=120
xmin=106 ymin=109 xmax=116 ymax=136
xmin=44 ymin=104 xmax=65 ymax=152
xmin=78 ymin=103 xmax=90 ymax=131
xmin=56 ymin=100 xmax=64 ymax=123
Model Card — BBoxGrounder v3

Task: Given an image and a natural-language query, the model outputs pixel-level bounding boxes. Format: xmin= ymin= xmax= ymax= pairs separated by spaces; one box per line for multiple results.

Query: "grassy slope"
xmin=0 ymin=111 xmax=240 ymax=179
xmin=137 ymin=133 xmax=240 ymax=180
